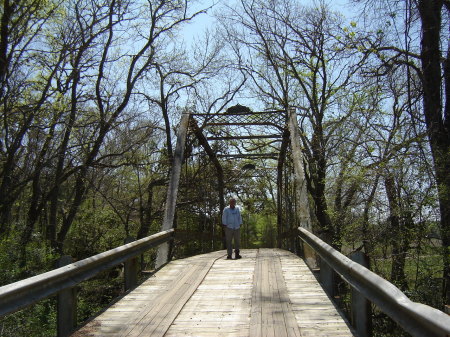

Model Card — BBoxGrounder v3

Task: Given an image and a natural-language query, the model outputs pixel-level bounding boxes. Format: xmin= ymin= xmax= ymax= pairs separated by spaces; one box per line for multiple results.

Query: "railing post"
xmin=320 ymin=258 xmax=334 ymax=297
xmin=350 ymin=251 xmax=371 ymax=337
xmin=124 ymin=237 xmax=138 ymax=291
xmin=57 ymin=255 xmax=77 ymax=337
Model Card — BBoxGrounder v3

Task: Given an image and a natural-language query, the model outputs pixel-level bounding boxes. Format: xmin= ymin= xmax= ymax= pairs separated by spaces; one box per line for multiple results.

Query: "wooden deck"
xmin=73 ymin=249 xmax=355 ymax=337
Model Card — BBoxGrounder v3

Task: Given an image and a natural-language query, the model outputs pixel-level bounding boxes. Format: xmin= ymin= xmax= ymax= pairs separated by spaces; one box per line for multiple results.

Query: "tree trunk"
xmin=137 ymin=178 xmax=166 ymax=239
xmin=0 ymin=0 xmax=13 ymax=96
xmin=418 ymin=0 xmax=450 ymax=305
xmin=311 ymin=129 xmax=334 ymax=246
xmin=384 ymin=174 xmax=408 ymax=290
xmin=362 ymin=174 xmax=380 ymax=255
xmin=48 ymin=71 xmax=79 ymax=247
xmin=19 ymin=170 xmax=42 ymax=265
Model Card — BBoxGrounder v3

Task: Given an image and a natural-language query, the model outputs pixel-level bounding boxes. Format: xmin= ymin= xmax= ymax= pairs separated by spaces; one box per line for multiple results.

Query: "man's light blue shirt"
xmin=222 ymin=206 xmax=242 ymax=229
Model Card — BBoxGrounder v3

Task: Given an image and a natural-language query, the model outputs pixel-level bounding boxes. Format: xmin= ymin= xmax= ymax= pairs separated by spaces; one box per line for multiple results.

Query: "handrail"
xmin=298 ymin=227 xmax=450 ymax=337
xmin=0 ymin=229 xmax=174 ymax=317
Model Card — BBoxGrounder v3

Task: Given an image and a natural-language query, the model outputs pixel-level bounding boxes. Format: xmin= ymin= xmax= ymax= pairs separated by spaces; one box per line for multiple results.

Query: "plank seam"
xmin=160 ymin=253 xmax=227 ymax=336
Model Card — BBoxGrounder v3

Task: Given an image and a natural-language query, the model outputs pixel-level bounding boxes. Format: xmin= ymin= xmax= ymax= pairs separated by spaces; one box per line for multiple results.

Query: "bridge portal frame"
xmin=155 ymin=106 xmax=313 ymax=266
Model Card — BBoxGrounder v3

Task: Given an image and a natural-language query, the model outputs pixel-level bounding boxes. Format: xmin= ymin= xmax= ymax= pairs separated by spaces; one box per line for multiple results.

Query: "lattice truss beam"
xmin=190 ymin=109 xmax=288 ymax=167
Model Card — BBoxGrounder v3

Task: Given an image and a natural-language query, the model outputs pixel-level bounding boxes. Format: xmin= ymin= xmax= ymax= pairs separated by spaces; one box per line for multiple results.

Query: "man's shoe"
xmin=235 ymin=254 xmax=242 ymax=259
xmin=227 ymin=255 xmax=232 ymax=260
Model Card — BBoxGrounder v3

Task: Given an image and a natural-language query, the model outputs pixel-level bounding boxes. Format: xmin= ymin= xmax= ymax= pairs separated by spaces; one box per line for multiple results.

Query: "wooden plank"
xmin=73 ymin=249 xmax=355 ymax=337
xmin=73 ymin=251 xmax=225 ymax=337
xmin=124 ymin=253 xmax=225 ymax=336
xmin=249 ymin=249 xmax=301 ymax=337
xmin=273 ymin=251 xmax=302 ymax=337
xmin=165 ymin=249 xmax=256 ymax=337
xmin=250 ymin=250 xmax=262 ymax=337
xmin=278 ymin=249 xmax=355 ymax=336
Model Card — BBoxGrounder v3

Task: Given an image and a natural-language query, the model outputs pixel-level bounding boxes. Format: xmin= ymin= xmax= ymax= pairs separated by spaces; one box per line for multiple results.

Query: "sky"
xmin=182 ymin=0 xmax=358 ymax=46
xmin=177 ymin=0 xmax=359 ymax=111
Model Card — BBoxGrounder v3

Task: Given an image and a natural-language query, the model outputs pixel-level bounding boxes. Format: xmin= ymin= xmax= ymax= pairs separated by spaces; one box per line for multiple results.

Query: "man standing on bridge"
xmin=222 ymin=198 xmax=243 ymax=260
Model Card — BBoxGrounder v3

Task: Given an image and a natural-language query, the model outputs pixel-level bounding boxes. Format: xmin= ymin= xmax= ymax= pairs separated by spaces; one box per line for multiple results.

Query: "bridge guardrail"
xmin=298 ymin=226 xmax=450 ymax=337
xmin=0 ymin=229 xmax=174 ymax=335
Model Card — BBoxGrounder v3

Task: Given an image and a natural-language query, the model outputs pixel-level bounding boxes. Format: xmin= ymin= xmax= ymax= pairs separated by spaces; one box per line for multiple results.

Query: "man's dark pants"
xmin=224 ymin=227 xmax=240 ymax=257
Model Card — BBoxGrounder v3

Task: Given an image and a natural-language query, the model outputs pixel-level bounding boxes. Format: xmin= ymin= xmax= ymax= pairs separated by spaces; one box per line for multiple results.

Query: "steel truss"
xmin=157 ymin=107 xmax=312 ymax=263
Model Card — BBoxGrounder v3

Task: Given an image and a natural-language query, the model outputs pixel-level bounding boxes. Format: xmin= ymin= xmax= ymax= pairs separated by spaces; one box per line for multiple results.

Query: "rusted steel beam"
xmin=204 ymin=122 xmax=284 ymax=130
xmin=207 ymin=134 xmax=282 ymax=141
xmin=217 ymin=153 xmax=279 ymax=159
xmin=287 ymin=108 xmax=310 ymax=230
xmin=188 ymin=116 xmax=225 ymax=245
xmin=288 ymin=108 xmax=316 ymax=267
xmin=192 ymin=110 xmax=286 ymax=128
xmin=277 ymin=130 xmax=290 ymax=248
xmin=191 ymin=110 xmax=285 ymax=117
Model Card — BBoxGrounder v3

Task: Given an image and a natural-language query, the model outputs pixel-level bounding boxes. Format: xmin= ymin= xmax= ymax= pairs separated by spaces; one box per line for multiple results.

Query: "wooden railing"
xmin=0 ymin=229 xmax=174 ymax=336
xmin=297 ymin=227 xmax=450 ymax=337
xmin=2 ymin=226 xmax=449 ymax=337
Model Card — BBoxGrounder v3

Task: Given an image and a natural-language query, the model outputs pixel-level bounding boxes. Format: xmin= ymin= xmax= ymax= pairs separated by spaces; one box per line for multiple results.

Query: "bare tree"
xmin=220 ymin=0 xmax=368 ymax=247
xmin=350 ymin=0 xmax=450 ymax=307
xmin=0 ymin=0 xmax=64 ymax=234
xmin=0 ymin=0 xmax=209 ymax=256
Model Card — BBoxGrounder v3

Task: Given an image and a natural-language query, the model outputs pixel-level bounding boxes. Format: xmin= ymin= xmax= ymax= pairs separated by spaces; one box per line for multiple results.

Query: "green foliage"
xmin=246 ymin=213 xmax=277 ymax=248
xmin=0 ymin=230 xmax=57 ymax=284
xmin=0 ymin=299 xmax=57 ymax=337
xmin=76 ymin=275 xmax=123 ymax=326
xmin=0 ymin=236 xmax=23 ymax=286
xmin=65 ymin=205 xmax=126 ymax=259
xmin=0 ymin=234 xmax=58 ymax=336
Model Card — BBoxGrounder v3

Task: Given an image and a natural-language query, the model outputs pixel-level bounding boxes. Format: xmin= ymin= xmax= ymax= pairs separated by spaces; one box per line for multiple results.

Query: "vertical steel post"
xmin=155 ymin=112 xmax=191 ymax=268
xmin=287 ymin=108 xmax=310 ymax=229
xmin=287 ymin=108 xmax=316 ymax=267
xmin=277 ymin=130 xmax=289 ymax=249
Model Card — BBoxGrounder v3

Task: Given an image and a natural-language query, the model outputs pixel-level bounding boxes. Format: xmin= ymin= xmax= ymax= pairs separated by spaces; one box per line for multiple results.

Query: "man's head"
xmin=229 ymin=198 xmax=236 ymax=209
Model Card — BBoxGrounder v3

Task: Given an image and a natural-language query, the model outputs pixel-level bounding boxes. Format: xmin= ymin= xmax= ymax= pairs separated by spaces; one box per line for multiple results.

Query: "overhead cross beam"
xmin=217 ymin=153 xmax=279 ymax=159
xmin=191 ymin=110 xmax=286 ymax=130
xmin=207 ymin=134 xmax=283 ymax=141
